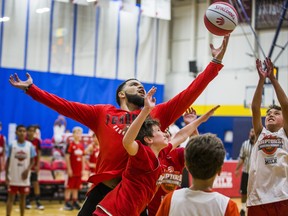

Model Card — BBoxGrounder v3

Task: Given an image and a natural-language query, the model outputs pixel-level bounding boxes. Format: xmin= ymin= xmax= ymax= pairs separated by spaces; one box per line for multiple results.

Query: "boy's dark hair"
xmin=185 ymin=133 xmax=225 ymax=180
xmin=116 ymin=78 xmax=139 ymax=106
xmin=27 ymin=125 xmax=36 ymax=131
xmin=16 ymin=124 xmax=26 ymax=131
xmin=136 ymin=117 xmax=160 ymax=145
xmin=266 ymin=104 xmax=281 ymax=114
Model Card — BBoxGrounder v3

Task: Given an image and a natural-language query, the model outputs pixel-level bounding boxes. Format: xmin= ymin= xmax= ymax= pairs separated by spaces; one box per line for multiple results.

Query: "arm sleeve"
xmin=156 ymin=191 xmax=173 ymax=216
xmin=27 ymin=84 xmax=99 ymax=129
xmin=151 ymin=62 xmax=223 ymax=130
xmin=224 ymin=200 xmax=240 ymax=216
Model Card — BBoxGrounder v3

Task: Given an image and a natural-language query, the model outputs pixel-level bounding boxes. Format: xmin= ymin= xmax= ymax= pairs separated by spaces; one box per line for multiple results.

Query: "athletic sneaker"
xmin=73 ymin=201 xmax=81 ymax=210
xmin=36 ymin=202 xmax=45 ymax=210
xmin=240 ymin=209 xmax=245 ymax=216
xmin=64 ymin=202 xmax=73 ymax=211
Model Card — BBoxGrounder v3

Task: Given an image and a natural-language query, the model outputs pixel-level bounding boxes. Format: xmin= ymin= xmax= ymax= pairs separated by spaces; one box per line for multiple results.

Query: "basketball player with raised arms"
xmin=247 ymin=58 xmax=288 ymax=215
xmin=9 ymin=35 xmax=230 ymax=216
xmin=94 ymin=87 xmax=219 ymax=215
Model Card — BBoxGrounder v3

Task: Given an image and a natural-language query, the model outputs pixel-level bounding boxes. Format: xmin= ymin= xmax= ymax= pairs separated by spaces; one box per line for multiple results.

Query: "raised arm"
xmin=123 ymin=87 xmax=157 ymax=156
xmin=266 ymin=58 xmax=288 ymax=134
xmin=152 ymin=35 xmax=230 ymax=131
xmin=9 ymin=73 xmax=97 ymax=129
xmin=170 ymin=105 xmax=220 ymax=148
xmin=251 ymin=59 xmax=266 ymax=137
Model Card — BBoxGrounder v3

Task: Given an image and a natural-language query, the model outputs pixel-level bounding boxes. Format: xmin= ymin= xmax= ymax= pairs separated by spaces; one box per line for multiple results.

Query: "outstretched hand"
xmin=201 ymin=105 xmax=220 ymax=122
xmin=256 ymin=57 xmax=274 ymax=80
xmin=9 ymin=73 xmax=33 ymax=91
xmin=144 ymin=86 xmax=157 ymax=111
xmin=210 ymin=34 xmax=230 ymax=61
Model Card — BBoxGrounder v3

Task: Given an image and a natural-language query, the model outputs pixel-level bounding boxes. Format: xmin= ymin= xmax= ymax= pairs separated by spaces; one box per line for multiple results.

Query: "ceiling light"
xmin=0 ymin=17 xmax=10 ymax=22
xmin=36 ymin=7 xmax=50 ymax=14
xmin=87 ymin=0 xmax=97 ymax=2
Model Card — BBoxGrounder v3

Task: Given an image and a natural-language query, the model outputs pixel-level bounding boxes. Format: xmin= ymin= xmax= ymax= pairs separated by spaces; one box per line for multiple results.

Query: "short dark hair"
xmin=27 ymin=125 xmax=36 ymax=131
xmin=185 ymin=133 xmax=225 ymax=180
xmin=136 ymin=117 xmax=160 ymax=145
xmin=116 ymin=78 xmax=138 ymax=106
xmin=16 ymin=124 xmax=26 ymax=131
xmin=266 ymin=104 xmax=281 ymax=114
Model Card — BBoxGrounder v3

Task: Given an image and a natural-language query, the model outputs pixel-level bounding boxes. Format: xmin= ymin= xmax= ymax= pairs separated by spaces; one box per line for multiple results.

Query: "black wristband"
xmin=212 ymin=58 xmax=222 ymax=64
xmin=24 ymin=84 xmax=33 ymax=92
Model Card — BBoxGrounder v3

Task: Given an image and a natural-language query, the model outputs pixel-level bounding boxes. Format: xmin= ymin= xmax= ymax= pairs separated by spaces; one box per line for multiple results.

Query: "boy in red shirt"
xmin=94 ymin=87 xmax=219 ymax=215
xmin=85 ymin=133 xmax=100 ymax=175
xmin=64 ymin=126 xmax=85 ymax=211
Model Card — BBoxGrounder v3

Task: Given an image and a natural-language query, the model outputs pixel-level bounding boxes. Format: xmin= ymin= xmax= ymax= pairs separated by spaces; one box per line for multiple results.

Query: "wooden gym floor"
xmin=0 ymin=198 xmax=242 ymax=216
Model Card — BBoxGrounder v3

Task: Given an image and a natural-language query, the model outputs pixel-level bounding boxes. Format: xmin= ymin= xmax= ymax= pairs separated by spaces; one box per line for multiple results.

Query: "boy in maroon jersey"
xmin=64 ymin=126 xmax=85 ymax=211
xmin=94 ymin=87 xmax=219 ymax=215
xmin=9 ymin=35 xmax=230 ymax=216
xmin=85 ymin=133 xmax=100 ymax=175
xmin=25 ymin=125 xmax=44 ymax=210
xmin=0 ymin=122 xmax=6 ymax=175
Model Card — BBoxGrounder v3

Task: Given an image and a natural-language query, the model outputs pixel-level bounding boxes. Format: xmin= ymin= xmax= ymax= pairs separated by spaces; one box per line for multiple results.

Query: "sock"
xmin=35 ymin=195 xmax=40 ymax=203
xmin=241 ymin=203 xmax=246 ymax=210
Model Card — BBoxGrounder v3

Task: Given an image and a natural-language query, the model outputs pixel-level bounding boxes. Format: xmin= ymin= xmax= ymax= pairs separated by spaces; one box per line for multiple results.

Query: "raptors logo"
xmin=216 ymin=17 xmax=225 ymax=26
xmin=258 ymin=135 xmax=283 ymax=155
xmin=157 ymin=166 xmax=182 ymax=193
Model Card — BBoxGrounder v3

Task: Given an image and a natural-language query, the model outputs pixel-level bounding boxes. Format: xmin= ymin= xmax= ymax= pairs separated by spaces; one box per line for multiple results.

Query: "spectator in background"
xmin=25 ymin=125 xmax=44 ymax=210
xmin=156 ymin=134 xmax=239 ymax=216
xmin=85 ymin=133 xmax=100 ymax=175
xmin=248 ymin=58 xmax=288 ymax=215
xmin=5 ymin=125 xmax=36 ymax=216
xmin=53 ymin=115 xmax=67 ymax=145
xmin=234 ymin=128 xmax=255 ymax=216
xmin=64 ymin=126 xmax=85 ymax=211
xmin=0 ymin=122 xmax=6 ymax=174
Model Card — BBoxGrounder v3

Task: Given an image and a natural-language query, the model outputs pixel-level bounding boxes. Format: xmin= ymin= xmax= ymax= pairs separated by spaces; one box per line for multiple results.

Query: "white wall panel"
xmin=117 ymin=7 xmax=138 ymax=80
xmin=50 ymin=1 xmax=73 ymax=74
xmin=26 ymin=0 xmax=50 ymax=72
xmin=96 ymin=2 xmax=119 ymax=79
xmin=74 ymin=5 xmax=95 ymax=77
xmin=137 ymin=16 xmax=155 ymax=83
xmin=2 ymin=0 xmax=27 ymax=69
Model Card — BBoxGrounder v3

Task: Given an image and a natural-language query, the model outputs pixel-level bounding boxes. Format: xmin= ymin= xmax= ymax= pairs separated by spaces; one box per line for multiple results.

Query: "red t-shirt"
xmin=26 ymin=137 xmax=41 ymax=171
xmin=148 ymin=147 xmax=185 ymax=216
xmin=95 ymin=142 xmax=173 ymax=216
xmin=66 ymin=141 xmax=85 ymax=176
xmin=27 ymin=62 xmax=222 ymax=185
xmin=0 ymin=134 xmax=5 ymax=156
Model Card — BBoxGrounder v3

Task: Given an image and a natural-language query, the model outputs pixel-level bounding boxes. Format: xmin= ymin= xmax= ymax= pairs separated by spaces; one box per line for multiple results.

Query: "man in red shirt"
xmin=9 ymin=35 xmax=230 ymax=216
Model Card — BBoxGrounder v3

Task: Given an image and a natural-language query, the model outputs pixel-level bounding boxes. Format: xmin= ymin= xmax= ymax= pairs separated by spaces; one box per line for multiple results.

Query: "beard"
xmin=125 ymin=92 xmax=144 ymax=107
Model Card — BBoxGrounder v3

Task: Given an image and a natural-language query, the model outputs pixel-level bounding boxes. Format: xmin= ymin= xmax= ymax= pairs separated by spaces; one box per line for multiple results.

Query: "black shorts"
xmin=30 ymin=172 xmax=38 ymax=182
xmin=240 ymin=172 xmax=249 ymax=195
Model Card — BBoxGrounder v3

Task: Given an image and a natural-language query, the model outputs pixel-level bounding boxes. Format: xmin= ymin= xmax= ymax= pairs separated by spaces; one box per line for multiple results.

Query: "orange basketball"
xmin=204 ymin=2 xmax=238 ymax=36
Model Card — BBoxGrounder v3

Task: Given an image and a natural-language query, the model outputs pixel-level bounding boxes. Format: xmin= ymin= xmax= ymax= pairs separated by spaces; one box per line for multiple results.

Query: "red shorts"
xmin=248 ymin=200 xmax=288 ymax=216
xmin=8 ymin=185 xmax=30 ymax=195
xmin=66 ymin=176 xmax=82 ymax=189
